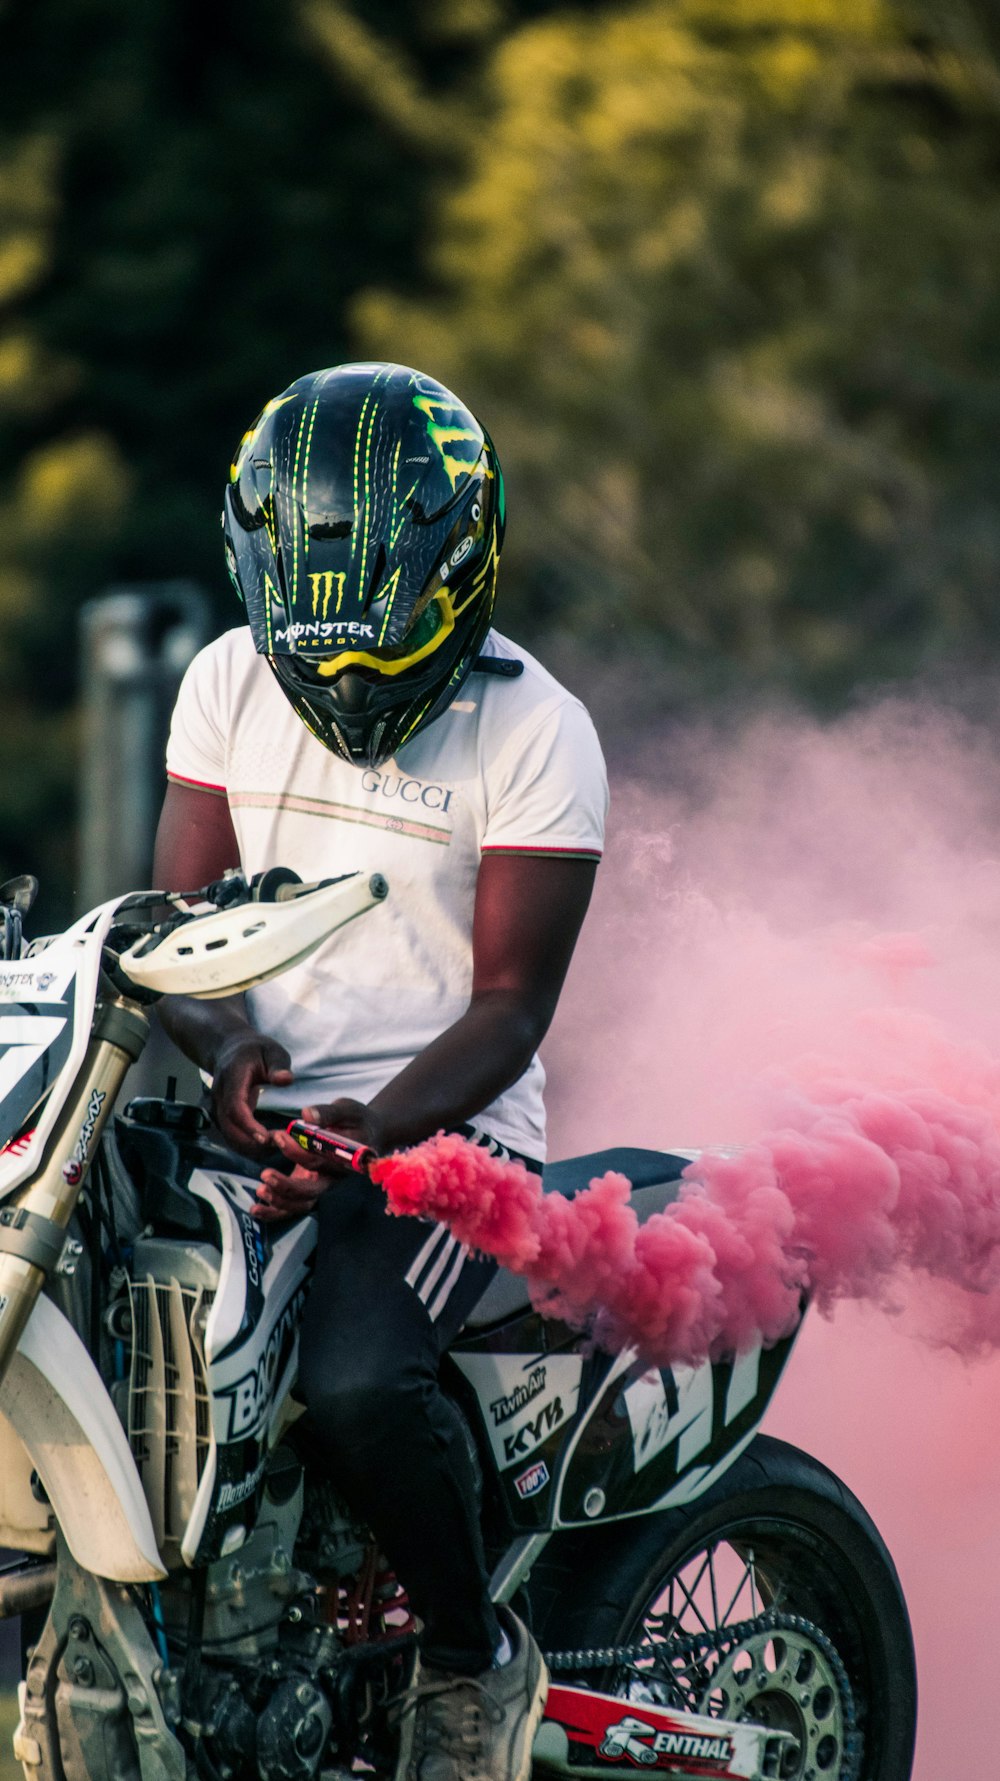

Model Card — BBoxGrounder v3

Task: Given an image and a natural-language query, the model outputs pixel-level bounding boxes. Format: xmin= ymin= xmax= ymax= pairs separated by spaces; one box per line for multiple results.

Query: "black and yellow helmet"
xmin=223 ymin=362 xmax=505 ymax=768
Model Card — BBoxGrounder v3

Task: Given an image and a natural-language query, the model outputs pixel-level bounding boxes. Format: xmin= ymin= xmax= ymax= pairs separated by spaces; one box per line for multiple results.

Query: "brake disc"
xmin=699 ymin=1623 xmax=845 ymax=1781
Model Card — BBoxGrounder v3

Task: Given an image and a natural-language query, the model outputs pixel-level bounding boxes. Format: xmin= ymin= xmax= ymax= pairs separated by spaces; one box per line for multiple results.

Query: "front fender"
xmin=0 ymin=1292 xmax=165 ymax=1581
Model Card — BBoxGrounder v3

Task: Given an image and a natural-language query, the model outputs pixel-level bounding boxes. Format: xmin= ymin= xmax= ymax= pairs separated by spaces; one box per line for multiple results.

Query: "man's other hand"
xmin=254 ymin=1099 xmax=385 ymax=1222
xmin=268 ymin=1098 xmax=385 ymax=1173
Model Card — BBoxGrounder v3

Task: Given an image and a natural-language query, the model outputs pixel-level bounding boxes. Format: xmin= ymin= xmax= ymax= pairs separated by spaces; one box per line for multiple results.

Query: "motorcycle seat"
xmin=463 ymin=1146 xmax=696 ymax=1329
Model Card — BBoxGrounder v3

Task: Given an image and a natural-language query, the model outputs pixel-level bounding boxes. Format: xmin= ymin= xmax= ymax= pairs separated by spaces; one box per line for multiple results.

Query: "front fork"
xmin=0 ymin=994 xmax=149 ymax=1384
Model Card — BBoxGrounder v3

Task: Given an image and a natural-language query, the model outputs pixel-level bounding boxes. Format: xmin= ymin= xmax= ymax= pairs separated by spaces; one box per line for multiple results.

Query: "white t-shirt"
xmin=165 ymin=627 xmax=608 ymax=1159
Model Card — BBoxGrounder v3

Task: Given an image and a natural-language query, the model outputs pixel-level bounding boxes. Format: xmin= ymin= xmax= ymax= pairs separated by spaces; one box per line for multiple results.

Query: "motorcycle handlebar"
xmin=218 ymin=867 xmax=388 ymax=907
xmin=268 ymin=871 xmax=388 ymax=904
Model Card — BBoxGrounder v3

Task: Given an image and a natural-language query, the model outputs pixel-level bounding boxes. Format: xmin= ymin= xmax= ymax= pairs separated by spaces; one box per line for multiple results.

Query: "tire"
xmin=527 ymin=1435 xmax=916 ymax=1781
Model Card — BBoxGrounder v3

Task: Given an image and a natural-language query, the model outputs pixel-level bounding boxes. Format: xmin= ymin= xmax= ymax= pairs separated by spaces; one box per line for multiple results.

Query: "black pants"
xmin=294 ymin=1133 xmax=542 ymax=1674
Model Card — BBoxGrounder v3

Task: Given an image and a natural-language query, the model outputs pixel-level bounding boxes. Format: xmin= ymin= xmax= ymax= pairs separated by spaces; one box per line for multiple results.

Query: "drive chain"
xmin=542 ymin=1607 xmax=862 ymax=1781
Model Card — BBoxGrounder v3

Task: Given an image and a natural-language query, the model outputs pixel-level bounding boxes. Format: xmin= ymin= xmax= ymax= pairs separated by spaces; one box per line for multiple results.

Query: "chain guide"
xmin=543 ymin=1608 xmax=862 ymax=1781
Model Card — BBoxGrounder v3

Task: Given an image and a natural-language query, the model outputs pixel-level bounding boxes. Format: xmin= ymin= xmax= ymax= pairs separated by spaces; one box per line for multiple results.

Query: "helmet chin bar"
xmin=269 ymin=652 xmax=441 ymax=769
xmin=322 ymin=672 xmax=392 ymax=766
xmin=329 ymin=712 xmax=389 ymax=770
xmin=302 ymin=691 xmax=391 ymax=769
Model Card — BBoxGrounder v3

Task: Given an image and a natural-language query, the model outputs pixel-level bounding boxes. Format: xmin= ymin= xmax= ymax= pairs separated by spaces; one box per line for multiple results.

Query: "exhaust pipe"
xmin=0 ymin=1563 xmax=56 ymax=1620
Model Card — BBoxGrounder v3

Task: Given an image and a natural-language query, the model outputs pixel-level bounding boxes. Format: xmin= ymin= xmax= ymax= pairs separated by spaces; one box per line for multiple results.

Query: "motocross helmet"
xmin=223 ymin=362 xmax=505 ymax=768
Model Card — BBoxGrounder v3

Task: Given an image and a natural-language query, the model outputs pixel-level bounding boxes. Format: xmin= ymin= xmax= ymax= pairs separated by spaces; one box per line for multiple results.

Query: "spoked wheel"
xmin=528 ymin=1437 xmax=917 ymax=1781
xmin=626 ymin=1528 xmax=861 ymax=1777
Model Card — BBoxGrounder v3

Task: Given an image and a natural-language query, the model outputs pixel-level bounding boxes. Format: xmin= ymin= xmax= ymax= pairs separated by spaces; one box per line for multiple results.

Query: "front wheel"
xmin=527 ymin=1436 xmax=916 ymax=1781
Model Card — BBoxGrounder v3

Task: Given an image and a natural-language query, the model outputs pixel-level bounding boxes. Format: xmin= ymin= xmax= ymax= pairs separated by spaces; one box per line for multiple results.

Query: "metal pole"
xmin=78 ymin=583 xmax=210 ymax=1101
xmin=79 ymin=583 xmax=209 ymax=909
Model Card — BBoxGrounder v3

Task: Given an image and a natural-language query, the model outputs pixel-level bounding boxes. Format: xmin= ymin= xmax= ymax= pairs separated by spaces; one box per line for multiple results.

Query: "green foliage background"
xmin=2 ymin=0 xmax=1000 ymax=911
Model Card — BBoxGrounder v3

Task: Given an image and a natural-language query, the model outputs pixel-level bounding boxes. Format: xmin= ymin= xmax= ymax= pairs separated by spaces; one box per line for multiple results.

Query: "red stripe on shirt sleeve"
xmin=167 ymin=770 xmax=227 ymax=795
xmin=480 ymin=844 xmax=603 ymax=859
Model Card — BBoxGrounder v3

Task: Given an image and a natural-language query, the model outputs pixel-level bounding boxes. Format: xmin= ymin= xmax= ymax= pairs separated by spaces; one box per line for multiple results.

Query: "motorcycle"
xmin=0 ymin=868 xmax=917 ymax=1781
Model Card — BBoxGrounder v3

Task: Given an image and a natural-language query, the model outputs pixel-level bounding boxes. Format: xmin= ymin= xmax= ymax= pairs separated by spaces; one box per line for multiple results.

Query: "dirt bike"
xmin=0 ymin=869 xmax=917 ymax=1780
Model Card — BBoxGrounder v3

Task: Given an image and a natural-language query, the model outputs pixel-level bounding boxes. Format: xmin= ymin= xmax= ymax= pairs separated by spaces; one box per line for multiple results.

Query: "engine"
xmin=108 ymin=1234 xmax=410 ymax=1778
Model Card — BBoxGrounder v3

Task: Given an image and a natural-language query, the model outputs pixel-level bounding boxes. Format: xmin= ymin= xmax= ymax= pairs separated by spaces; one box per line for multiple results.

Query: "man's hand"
xmin=254 ymin=1098 xmax=386 ymax=1222
xmin=211 ymin=1032 xmax=293 ymax=1156
xmin=292 ymin=1098 xmax=386 ymax=1158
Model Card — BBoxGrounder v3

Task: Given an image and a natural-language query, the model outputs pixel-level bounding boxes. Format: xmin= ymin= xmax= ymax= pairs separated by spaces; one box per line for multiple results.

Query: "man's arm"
xmin=259 ymin=850 xmax=597 ymax=1214
xmin=152 ymin=780 xmax=294 ymax=1153
xmin=370 ymin=850 xmax=598 ymax=1146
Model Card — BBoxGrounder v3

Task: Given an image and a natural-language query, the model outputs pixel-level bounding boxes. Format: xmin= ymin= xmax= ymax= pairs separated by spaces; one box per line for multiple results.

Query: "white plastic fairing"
xmin=119 ymin=873 xmax=388 ymax=998
xmin=0 ymin=1291 xmax=165 ymax=1580
xmin=179 ymin=1169 xmax=316 ymax=1566
xmin=0 ymin=894 xmax=135 ymax=1201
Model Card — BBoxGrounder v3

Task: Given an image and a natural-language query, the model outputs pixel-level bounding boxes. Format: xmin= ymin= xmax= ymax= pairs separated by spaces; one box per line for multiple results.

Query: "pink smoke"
xmin=373 ymin=1138 xmax=729 ymax=1363
xmin=372 ymin=1020 xmax=1000 ymax=1367
xmin=372 ymin=699 xmax=1000 ymax=1369
xmin=510 ymin=691 xmax=1000 ymax=1778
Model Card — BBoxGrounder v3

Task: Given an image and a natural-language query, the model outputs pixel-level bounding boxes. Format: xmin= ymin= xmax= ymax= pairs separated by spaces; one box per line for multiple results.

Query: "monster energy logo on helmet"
xmin=223 ymin=362 xmax=505 ymax=769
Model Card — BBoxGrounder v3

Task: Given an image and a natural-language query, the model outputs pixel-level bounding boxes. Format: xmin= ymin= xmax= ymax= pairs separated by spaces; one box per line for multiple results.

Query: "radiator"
xmin=127 ymin=1273 xmax=214 ymax=1551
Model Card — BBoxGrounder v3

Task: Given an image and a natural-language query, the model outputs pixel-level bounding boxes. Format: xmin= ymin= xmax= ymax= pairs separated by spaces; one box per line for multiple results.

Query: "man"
xmin=152 ymin=362 xmax=608 ymax=1781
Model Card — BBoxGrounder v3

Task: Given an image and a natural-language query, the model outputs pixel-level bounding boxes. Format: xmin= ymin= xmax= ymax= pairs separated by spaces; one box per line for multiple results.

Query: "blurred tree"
xmin=0 ymin=0 xmax=609 ymax=915
xmin=2 ymin=0 xmax=1000 ymax=914
xmin=354 ymin=0 xmax=1000 ymax=701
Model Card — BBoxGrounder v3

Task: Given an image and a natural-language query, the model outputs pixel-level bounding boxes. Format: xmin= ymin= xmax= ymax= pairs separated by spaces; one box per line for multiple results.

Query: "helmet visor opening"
xmin=282 ymin=589 xmax=458 ymax=682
